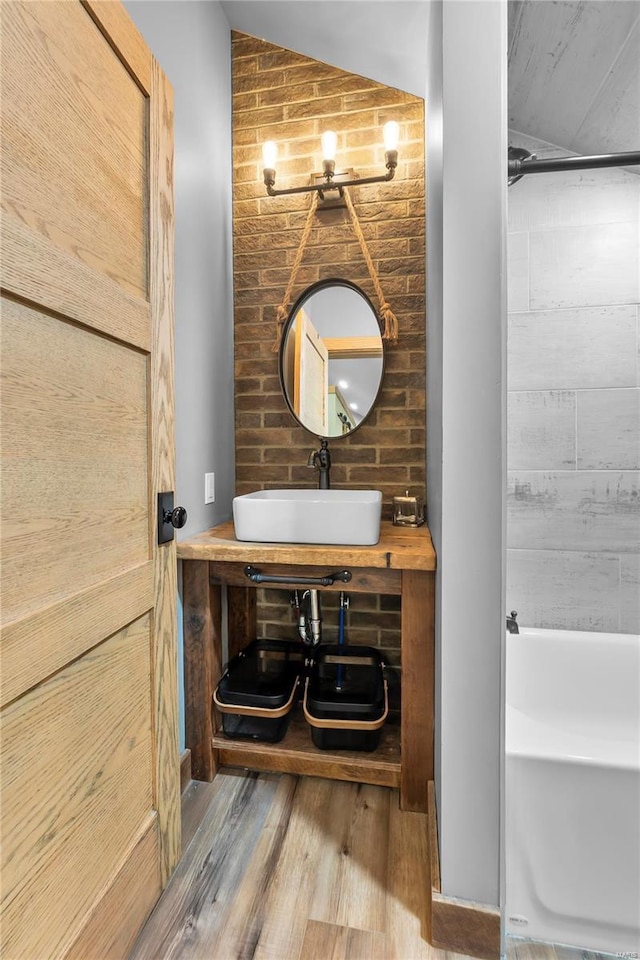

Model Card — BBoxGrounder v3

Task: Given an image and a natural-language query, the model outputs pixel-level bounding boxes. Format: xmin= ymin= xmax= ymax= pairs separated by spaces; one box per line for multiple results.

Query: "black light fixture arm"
xmin=264 ymin=150 xmax=397 ymax=198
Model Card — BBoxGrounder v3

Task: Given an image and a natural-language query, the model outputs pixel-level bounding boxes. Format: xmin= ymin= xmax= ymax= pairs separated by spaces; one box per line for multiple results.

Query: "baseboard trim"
xmin=180 ymin=748 xmax=192 ymax=794
xmin=427 ymin=780 xmax=501 ymax=960
xmin=431 ymin=893 xmax=501 ymax=960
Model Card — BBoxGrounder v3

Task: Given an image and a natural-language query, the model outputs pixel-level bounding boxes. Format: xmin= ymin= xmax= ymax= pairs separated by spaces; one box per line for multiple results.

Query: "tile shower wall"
xmin=231 ymin=33 xmax=426 ymax=660
xmin=507 ymin=133 xmax=640 ymax=634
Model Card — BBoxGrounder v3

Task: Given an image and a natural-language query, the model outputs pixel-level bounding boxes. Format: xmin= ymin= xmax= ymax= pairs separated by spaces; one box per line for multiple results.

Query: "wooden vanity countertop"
xmin=176 ymin=519 xmax=436 ymax=571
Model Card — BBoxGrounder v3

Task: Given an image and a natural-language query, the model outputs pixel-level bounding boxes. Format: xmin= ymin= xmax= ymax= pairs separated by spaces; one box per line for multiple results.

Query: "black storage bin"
xmin=303 ymin=644 xmax=388 ymax=751
xmin=214 ymin=639 xmax=303 ymax=742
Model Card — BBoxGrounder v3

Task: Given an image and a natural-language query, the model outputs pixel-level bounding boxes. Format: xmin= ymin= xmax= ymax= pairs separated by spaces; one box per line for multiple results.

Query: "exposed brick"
xmin=236 ymin=463 xmax=290 ymax=484
xmin=233 ymin=91 xmax=259 ymax=113
xmin=233 ymin=270 xmax=260 ymax=291
xmin=258 ymin=81 xmax=319 ymax=108
xmin=260 ymin=265 xmax=319 ymax=288
xmin=259 ymin=49 xmax=313 ymax=71
xmin=235 ymin=377 xmax=262 ymax=395
xmin=234 ymin=341 xmax=275 ymax=360
xmin=234 ymin=231 xmax=303 ymax=254
xmin=264 ymin=412 xmax=298 ymax=428
xmin=342 ymin=87 xmax=409 ymax=111
xmin=236 ymin=446 xmax=263 ymax=464
xmin=234 ymin=358 xmax=275 ymax=378
xmin=236 ymin=394 xmax=283 ymax=412
xmin=233 ymin=181 xmax=267 ymax=202
xmin=380 ymin=595 xmax=402 ymax=611
xmin=235 ymin=427 xmax=296 ymax=447
xmin=283 ymin=61 xmax=346 ymax=85
xmin=234 ymin=70 xmax=287 ymax=94
xmin=233 ymin=198 xmax=261 ymax=219
xmin=236 ymin=412 xmax=263 ymax=429
xmin=379 ymin=446 xmax=425 ymax=466
xmin=231 ymin=33 xmax=426 ymax=662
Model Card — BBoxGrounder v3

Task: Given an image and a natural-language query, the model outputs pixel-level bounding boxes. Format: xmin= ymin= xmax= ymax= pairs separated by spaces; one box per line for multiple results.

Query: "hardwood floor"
xmin=129 ymin=771 xmax=613 ymax=960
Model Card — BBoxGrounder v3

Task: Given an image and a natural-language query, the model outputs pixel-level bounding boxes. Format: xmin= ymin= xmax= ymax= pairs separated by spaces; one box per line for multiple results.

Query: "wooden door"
xmin=294 ymin=309 xmax=329 ymax=436
xmin=0 ymin=3 xmax=180 ymax=957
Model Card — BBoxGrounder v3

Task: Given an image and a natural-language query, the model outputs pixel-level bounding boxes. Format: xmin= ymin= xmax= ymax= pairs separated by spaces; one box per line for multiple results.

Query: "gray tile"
xmin=529 ymin=221 xmax=639 ymax=310
xmin=508 ymin=232 xmax=529 ymax=313
xmin=507 ymin=548 xmax=620 ymax=632
xmin=508 ymin=305 xmax=637 ymax=391
xmin=507 ymin=470 xmax=640 ymax=552
xmin=508 ymin=158 xmax=640 ymax=233
xmin=577 ymin=388 xmax=640 ymax=470
xmin=620 ymin=553 xmax=640 ymax=634
xmin=508 ymin=391 xmax=575 ymax=470
xmin=637 ymin=305 xmax=640 ymax=387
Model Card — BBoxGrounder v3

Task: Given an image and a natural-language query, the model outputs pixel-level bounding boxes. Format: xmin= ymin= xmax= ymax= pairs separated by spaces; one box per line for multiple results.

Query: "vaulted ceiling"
xmin=508 ymin=0 xmax=640 ymax=155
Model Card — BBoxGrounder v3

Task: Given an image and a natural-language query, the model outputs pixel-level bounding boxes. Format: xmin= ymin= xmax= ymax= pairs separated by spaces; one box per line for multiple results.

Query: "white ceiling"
xmin=219 ymin=1 xmax=429 ymax=98
xmin=508 ymin=0 xmax=640 ymax=156
xmin=222 ymin=0 xmax=640 ymax=160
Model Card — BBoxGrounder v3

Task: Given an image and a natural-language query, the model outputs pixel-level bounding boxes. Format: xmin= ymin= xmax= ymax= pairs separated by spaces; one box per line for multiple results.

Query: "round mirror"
xmin=279 ymin=279 xmax=385 ymax=439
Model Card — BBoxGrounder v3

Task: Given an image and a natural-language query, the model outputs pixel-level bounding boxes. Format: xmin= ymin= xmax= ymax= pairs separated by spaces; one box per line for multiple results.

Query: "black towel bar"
xmin=243 ymin=565 xmax=352 ymax=587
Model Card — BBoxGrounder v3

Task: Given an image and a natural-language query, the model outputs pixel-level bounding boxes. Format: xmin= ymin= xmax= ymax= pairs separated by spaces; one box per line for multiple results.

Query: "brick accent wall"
xmin=231 ymin=32 xmax=426 ymax=662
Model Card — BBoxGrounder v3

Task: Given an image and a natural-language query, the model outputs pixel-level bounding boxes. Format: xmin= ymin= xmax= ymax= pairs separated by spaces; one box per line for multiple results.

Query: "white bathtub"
xmin=505 ymin=627 xmax=640 ymax=956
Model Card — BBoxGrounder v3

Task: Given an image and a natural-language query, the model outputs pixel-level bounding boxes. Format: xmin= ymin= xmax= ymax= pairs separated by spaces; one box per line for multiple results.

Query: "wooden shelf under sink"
xmin=212 ymin=711 xmax=401 ymax=788
xmin=179 ymin=520 xmax=435 ymax=812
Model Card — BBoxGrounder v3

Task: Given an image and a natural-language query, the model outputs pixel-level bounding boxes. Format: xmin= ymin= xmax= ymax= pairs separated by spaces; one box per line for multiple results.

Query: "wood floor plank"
xmin=299 ymin=920 xmax=349 ymax=960
xmin=252 ymin=777 xmax=341 ymax=960
xmin=299 ymin=920 xmax=389 ymax=960
xmin=306 ymin=781 xmax=361 ymax=928
xmin=180 ymin=773 xmax=229 ymax=852
xmin=210 ymin=774 xmax=298 ymax=960
xmin=343 ymin=925 xmax=389 ymax=959
xmin=333 ymin=784 xmax=390 ymax=933
xmin=309 ymin=784 xmax=391 ymax=933
xmin=129 ymin=772 xmax=279 ymax=960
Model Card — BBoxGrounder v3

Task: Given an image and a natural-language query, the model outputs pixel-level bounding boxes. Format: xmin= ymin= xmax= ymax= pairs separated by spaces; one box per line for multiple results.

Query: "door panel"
xmin=1 ymin=619 xmax=156 ymax=959
xmin=1 ymin=561 xmax=154 ymax=709
xmin=0 ymin=3 xmax=179 ymax=956
xmin=1 ymin=2 xmax=148 ymax=298
xmin=1 ymin=297 xmax=149 ymax=626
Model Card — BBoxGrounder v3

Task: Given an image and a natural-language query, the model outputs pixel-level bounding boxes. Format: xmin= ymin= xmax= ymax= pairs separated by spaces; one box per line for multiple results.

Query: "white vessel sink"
xmin=232 ymin=489 xmax=382 ymax=546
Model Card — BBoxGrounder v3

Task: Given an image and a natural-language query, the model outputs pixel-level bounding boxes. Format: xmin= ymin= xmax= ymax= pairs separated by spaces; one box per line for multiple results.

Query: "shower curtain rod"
xmin=508 ymin=149 xmax=640 ymax=180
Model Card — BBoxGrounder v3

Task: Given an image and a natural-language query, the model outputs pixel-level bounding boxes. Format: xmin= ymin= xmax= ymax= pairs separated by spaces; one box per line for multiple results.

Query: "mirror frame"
xmin=278 ymin=278 xmax=386 ymax=440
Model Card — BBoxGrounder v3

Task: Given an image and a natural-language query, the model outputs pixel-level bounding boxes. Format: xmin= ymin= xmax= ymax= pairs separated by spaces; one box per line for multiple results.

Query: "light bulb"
xmin=383 ymin=120 xmax=399 ymax=152
xmin=262 ymin=140 xmax=278 ymax=169
xmin=321 ymin=130 xmax=338 ymax=162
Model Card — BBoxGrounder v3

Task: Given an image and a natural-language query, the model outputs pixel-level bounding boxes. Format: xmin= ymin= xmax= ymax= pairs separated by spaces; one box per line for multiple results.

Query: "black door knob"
xmin=163 ymin=505 xmax=187 ymax=529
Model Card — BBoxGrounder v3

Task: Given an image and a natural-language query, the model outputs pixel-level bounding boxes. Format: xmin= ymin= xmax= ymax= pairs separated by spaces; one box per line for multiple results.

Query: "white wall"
xmin=125 ymin=0 xmax=236 ymax=539
xmin=124 ymin=0 xmax=235 ymax=748
xmin=427 ymin=0 xmax=507 ymax=908
xmin=424 ymin=0 xmax=444 ymax=885
xmin=220 ymin=0 xmax=428 ymax=99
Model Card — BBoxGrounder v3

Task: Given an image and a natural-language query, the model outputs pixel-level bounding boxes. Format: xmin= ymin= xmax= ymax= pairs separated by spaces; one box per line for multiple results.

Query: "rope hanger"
xmin=271 ymin=188 xmax=399 ymax=353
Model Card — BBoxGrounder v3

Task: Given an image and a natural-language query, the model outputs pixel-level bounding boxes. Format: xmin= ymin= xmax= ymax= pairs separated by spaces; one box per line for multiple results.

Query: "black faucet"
xmin=307 ymin=438 xmax=331 ymax=489
xmin=506 ymin=610 xmax=519 ymax=634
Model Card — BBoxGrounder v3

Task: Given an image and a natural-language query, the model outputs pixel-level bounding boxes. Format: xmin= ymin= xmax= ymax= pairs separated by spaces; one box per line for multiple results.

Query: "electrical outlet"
xmin=205 ymin=472 xmax=215 ymax=504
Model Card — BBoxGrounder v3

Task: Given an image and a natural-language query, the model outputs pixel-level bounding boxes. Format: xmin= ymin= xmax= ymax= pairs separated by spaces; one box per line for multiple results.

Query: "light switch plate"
xmin=205 ymin=472 xmax=215 ymax=504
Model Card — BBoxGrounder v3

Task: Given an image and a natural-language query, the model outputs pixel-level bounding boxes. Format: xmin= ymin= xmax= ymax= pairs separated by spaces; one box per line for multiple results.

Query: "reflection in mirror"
xmin=280 ymin=280 xmax=384 ymax=439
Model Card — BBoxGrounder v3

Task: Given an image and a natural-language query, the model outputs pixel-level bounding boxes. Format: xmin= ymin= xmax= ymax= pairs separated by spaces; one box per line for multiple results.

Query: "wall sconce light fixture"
xmin=262 ymin=121 xmax=399 ymax=204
